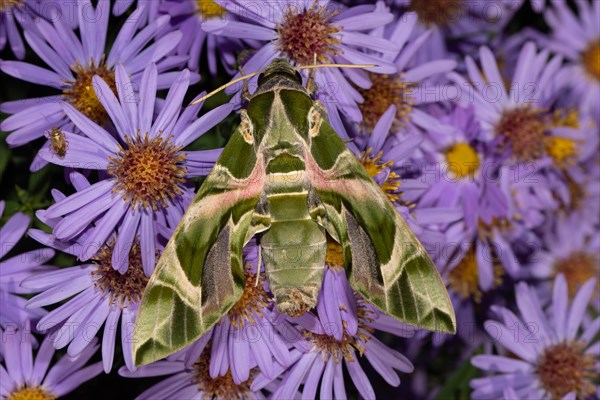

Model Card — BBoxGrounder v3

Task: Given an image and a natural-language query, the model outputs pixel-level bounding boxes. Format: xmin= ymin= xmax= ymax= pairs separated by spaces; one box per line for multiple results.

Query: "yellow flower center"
xmin=552 ymin=108 xmax=580 ymax=129
xmin=227 ymin=268 xmax=271 ymax=328
xmin=544 ymin=137 xmax=578 ymax=168
xmin=195 ymin=0 xmax=226 ymax=19
xmin=193 ymin=344 xmax=255 ymax=398
xmin=63 ymin=60 xmax=116 ymax=125
xmin=537 ymin=341 xmax=597 ymax=400
xmin=325 ymin=237 xmax=345 ymax=271
xmin=554 ymin=252 xmax=599 ymax=298
xmin=358 ymin=73 xmax=414 ymax=133
xmin=92 ymin=240 xmax=149 ymax=306
xmin=448 ymin=246 xmax=503 ymax=302
xmin=108 ymin=133 xmax=187 ymax=210
xmin=445 ymin=142 xmax=480 ymax=179
xmin=7 ymin=387 xmax=57 ymax=400
xmin=304 ymin=296 xmax=374 ymax=362
xmin=581 ymin=39 xmax=600 ymax=82
xmin=495 ymin=106 xmax=549 ymax=161
xmin=359 ymin=148 xmax=401 ymax=202
xmin=408 ymin=0 xmax=464 ymax=27
xmin=276 ymin=1 xmax=341 ymax=65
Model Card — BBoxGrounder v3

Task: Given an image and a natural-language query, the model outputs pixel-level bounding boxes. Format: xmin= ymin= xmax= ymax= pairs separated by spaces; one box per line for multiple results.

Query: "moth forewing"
xmin=48 ymin=127 xmax=67 ymax=158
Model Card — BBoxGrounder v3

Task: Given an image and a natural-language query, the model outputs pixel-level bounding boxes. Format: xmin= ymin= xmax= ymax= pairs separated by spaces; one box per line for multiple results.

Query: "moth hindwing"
xmin=133 ymin=58 xmax=455 ymax=366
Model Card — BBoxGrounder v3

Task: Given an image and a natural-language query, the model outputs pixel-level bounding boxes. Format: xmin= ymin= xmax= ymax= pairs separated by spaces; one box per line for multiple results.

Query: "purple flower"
xmin=203 ymin=0 xmax=400 ymax=123
xmin=258 ymin=266 xmax=416 ymax=399
xmin=470 ymin=275 xmax=599 ymax=399
xmin=0 ymin=322 xmax=103 ymax=398
xmin=0 ymin=0 xmax=188 ymax=171
xmin=37 ymin=64 xmax=232 ymax=273
xmin=113 ymin=0 xmax=162 ymax=24
xmin=0 ymin=201 xmax=55 ymax=330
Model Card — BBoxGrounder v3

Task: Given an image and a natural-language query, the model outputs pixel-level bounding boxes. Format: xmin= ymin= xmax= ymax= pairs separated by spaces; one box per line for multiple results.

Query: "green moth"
xmin=133 ymin=59 xmax=455 ymax=366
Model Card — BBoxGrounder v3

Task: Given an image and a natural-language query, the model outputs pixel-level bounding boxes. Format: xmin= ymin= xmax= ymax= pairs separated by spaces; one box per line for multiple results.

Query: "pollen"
xmin=360 ymin=148 xmax=401 ymax=202
xmin=552 ymin=108 xmax=580 ymax=129
xmin=6 ymin=387 xmax=57 ymax=400
xmin=325 ymin=238 xmax=345 ymax=271
xmin=227 ymin=267 xmax=271 ymax=329
xmin=63 ymin=59 xmax=116 ymax=125
xmin=108 ymin=133 xmax=187 ymax=210
xmin=495 ymin=106 xmax=549 ymax=161
xmin=554 ymin=252 xmax=599 ymax=298
xmin=537 ymin=341 xmax=597 ymax=400
xmin=445 ymin=142 xmax=480 ymax=179
xmin=0 ymin=0 xmax=23 ymax=11
xmin=92 ymin=239 xmax=149 ymax=306
xmin=192 ymin=344 xmax=255 ymax=398
xmin=304 ymin=295 xmax=374 ymax=363
xmin=448 ymin=246 xmax=503 ymax=303
xmin=276 ymin=1 xmax=341 ymax=65
xmin=408 ymin=0 xmax=464 ymax=27
xmin=358 ymin=73 xmax=415 ymax=133
xmin=544 ymin=136 xmax=578 ymax=168
xmin=195 ymin=0 xmax=225 ymax=19
xmin=582 ymin=39 xmax=600 ymax=82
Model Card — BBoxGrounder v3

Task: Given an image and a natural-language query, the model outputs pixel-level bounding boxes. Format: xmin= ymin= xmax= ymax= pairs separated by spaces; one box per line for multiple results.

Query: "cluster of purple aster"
xmin=1 ymin=0 xmax=598 ymax=399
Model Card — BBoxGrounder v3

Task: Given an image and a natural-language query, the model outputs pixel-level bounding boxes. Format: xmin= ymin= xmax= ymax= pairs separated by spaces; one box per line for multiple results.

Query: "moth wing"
xmin=133 ymin=125 xmax=267 ymax=366
xmin=307 ymin=110 xmax=455 ymax=333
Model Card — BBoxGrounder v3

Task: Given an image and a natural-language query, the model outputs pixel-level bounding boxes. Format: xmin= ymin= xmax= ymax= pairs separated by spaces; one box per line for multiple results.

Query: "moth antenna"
xmin=255 ymin=245 xmax=262 ymax=287
xmin=191 ymin=71 xmax=260 ymax=105
xmin=296 ymin=63 xmax=378 ymax=71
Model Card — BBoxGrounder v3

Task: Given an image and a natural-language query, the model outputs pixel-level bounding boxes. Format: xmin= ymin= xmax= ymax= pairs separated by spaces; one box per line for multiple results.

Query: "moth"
xmin=133 ymin=59 xmax=455 ymax=366
xmin=48 ymin=127 xmax=67 ymax=158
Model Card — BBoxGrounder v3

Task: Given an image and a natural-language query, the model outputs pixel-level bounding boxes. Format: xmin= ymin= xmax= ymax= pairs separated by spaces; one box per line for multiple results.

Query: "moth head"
xmin=257 ymin=58 xmax=302 ymax=87
xmin=273 ymin=286 xmax=318 ymax=317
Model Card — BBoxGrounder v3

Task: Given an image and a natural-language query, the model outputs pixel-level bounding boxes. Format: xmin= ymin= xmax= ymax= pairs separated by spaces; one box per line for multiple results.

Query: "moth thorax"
xmin=5 ymin=386 xmax=57 ymax=400
xmin=495 ymin=105 xmax=549 ymax=161
xmin=274 ymin=287 xmax=318 ymax=317
xmin=63 ymin=58 xmax=116 ymax=125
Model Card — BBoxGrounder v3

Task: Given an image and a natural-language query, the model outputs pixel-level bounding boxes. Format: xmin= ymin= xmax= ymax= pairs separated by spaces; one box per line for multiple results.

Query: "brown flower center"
xmin=360 ymin=148 xmax=401 ymax=202
xmin=304 ymin=296 xmax=374 ymax=362
xmin=445 ymin=142 xmax=480 ymax=179
xmin=537 ymin=341 xmax=597 ymax=400
xmin=358 ymin=73 xmax=415 ymax=133
xmin=495 ymin=106 xmax=549 ymax=161
xmin=554 ymin=252 xmax=599 ymax=298
xmin=227 ymin=268 xmax=271 ymax=329
xmin=195 ymin=0 xmax=225 ymax=19
xmin=408 ymin=0 xmax=464 ymax=27
xmin=192 ymin=343 xmax=255 ymax=398
xmin=92 ymin=240 xmax=149 ymax=306
xmin=582 ymin=39 xmax=600 ymax=82
xmin=276 ymin=1 xmax=341 ymax=65
xmin=6 ymin=387 xmax=57 ymax=400
xmin=108 ymin=133 xmax=187 ymax=210
xmin=63 ymin=60 xmax=116 ymax=125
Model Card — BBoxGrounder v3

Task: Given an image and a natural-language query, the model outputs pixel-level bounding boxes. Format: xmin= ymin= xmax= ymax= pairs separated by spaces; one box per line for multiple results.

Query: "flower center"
xmin=360 ymin=148 xmax=401 ymax=202
xmin=554 ymin=252 xmax=599 ymax=298
xmin=227 ymin=268 xmax=271 ymax=328
xmin=6 ymin=387 xmax=57 ymax=400
xmin=304 ymin=296 xmax=374 ymax=362
xmin=448 ymin=246 xmax=503 ymax=302
xmin=276 ymin=1 xmax=341 ymax=65
xmin=552 ymin=108 xmax=580 ymax=129
xmin=92 ymin=240 xmax=149 ymax=306
xmin=0 ymin=0 xmax=23 ymax=12
xmin=195 ymin=0 xmax=225 ymax=19
xmin=108 ymin=133 xmax=187 ymax=210
xmin=358 ymin=73 xmax=414 ymax=133
xmin=445 ymin=142 xmax=480 ymax=179
xmin=544 ymin=137 xmax=578 ymax=168
xmin=192 ymin=344 xmax=255 ymax=398
xmin=537 ymin=341 xmax=597 ymax=400
xmin=325 ymin=238 xmax=345 ymax=271
xmin=63 ymin=60 xmax=116 ymax=125
xmin=495 ymin=106 xmax=549 ymax=161
xmin=408 ymin=0 xmax=464 ymax=27
xmin=581 ymin=39 xmax=600 ymax=82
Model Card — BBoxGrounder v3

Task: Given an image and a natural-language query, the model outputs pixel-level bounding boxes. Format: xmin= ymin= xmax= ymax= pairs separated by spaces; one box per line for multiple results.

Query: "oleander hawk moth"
xmin=133 ymin=59 xmax=455 ymax=366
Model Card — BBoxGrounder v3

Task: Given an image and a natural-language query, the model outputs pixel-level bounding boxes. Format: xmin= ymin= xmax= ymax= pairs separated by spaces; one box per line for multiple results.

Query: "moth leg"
xmin=306 ymin=53 xmax=318 ymax=97
xmin=238 ymin=66 xmax=251 ymax=103
xmin=255 ymin=245 xmax=262 ymax=287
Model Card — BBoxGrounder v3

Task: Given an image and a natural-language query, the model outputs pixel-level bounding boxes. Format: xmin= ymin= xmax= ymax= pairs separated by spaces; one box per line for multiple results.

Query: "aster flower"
xmin=160 ymin=0 xmax=246 ymax=74
xmin=0 ymin=0 xmax=189 ymax=170
xmin=470 ymin=275 xmax=599 ymax=399
xmin=36 ymin=63 xmax=233 ymax=273
xmin=0 ymin=0 xmax=31 ymax=59
xmin=113 ymin=0 xmax=161 ymax=24
xmin=258 ymin=266 xmax=416 ymax=399
xmin=0 ymin=201 xmax=55 ymax=330
xmin=203 ymin=0 xmax=400 ymax=123
xmin=541 ymin=0 xmax=600 ymax=119
xmin=0 ymin=322 xmax=103 ymax=398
